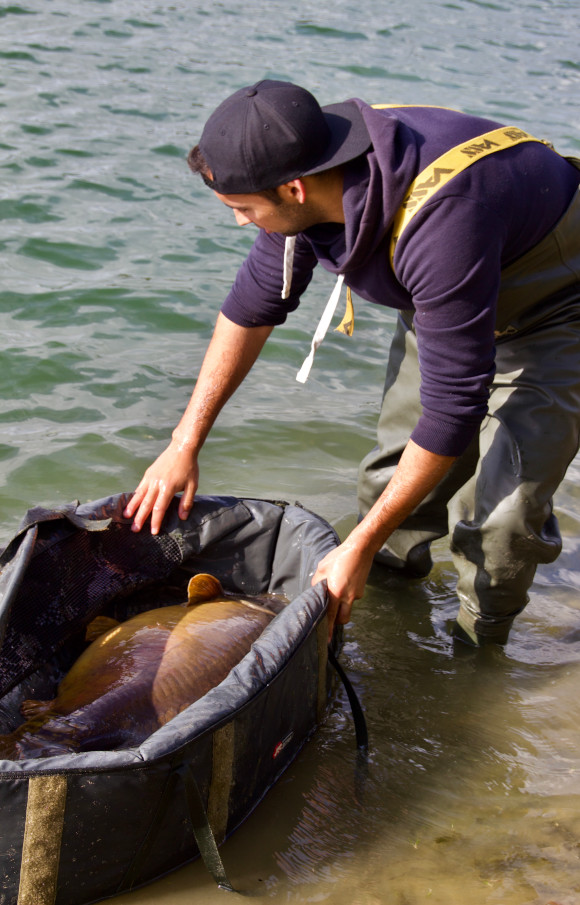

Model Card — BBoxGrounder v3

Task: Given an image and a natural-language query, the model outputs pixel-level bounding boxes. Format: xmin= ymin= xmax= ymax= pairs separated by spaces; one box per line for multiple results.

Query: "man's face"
xmin=213 ymin=188 xmax=318 ymax=236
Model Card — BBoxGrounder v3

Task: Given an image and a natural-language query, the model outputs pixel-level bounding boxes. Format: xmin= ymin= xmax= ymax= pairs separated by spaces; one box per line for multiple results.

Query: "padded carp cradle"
xmin=0 ymin=492 xmax=363 ymax=905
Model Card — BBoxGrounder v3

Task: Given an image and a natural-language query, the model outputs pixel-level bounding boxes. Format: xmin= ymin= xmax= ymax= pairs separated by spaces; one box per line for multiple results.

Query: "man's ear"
xmin=279 ymin=178 xmax=307 ymax=204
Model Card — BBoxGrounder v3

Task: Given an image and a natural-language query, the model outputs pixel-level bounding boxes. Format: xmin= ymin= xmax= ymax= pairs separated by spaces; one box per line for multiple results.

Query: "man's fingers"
xmin=129 ymin=481 xmax=165 ymax=533
xmin=130 ymin=496 xmax=155 ymax=533
xmin=326 ymin=592 xmax=340 ymax=642
xmin=148 ymin=482 xmax=176 ymax=535
xmin=326 ymin=596 xmax=354 ymax=641
xmin=123 ymin=486 xmax=145 ymax=519
xmin=336 ymin=600 xmax=354 ymax=625
xmin=178 ymin=479 xmax=197 ymax=520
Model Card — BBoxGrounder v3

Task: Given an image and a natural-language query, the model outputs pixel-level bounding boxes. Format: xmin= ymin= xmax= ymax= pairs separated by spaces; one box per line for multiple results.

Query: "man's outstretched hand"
xmin=123 ymin=441 xmax=199 ymax=535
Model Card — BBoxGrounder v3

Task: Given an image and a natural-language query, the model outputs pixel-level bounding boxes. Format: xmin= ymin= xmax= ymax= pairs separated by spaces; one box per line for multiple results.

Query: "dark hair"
xmin=187 ymin=145 xmax=215 ymax=185
xmin=187 ymin=145 xmax=282 ymax=203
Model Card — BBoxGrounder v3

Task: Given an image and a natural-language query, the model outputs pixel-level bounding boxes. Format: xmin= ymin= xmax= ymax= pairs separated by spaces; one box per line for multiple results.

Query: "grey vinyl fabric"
xmin=0 ymin=493 xmax=339 ymax=905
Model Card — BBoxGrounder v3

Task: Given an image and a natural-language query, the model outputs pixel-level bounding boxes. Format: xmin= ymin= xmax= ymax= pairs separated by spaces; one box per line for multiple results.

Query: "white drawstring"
xmin=281 ymin=238 xmax=349 ymax=384
xmin=296 ymin=274 xmax=345 ymax=384
xmin=281 ymin=236 xmax=296 ymax=300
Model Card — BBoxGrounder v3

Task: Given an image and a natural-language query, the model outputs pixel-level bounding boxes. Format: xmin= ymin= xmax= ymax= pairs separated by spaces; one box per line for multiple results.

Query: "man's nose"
xmin=234 ymin=209 xmax=252 ymax=226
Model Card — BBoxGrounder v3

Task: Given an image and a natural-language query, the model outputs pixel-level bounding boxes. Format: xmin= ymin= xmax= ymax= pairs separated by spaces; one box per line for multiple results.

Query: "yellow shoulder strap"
xmin=388 ymin=124 xmax=549 ymax=265
xmin=335 ymin=108 xmax=551 ymax=335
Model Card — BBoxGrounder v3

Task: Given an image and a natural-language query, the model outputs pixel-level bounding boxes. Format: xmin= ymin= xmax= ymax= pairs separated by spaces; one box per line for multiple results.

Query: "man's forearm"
xmin=349 ymin=439 xmax=456 ymax=556
xmin=312 ymin=439 xmax=456 ymax=637
xmin=172 ymin=312 xmax=274 ymax=454
xmin=124 ymin=312 xmax=273 ymax=533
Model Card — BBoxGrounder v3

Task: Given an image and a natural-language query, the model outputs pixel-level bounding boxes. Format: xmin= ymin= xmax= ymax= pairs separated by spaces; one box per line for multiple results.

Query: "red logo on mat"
xmin=273 ymin=732 xmax=294 ymax=759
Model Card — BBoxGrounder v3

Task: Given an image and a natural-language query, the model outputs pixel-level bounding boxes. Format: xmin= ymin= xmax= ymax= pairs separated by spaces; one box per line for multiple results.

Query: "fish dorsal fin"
xmin=86 ymin=615 xmax=121 ymax=642
xmin=20 ymin=699 xmax=54 ymax=720
xmin=187 ymin=573 xmax=224 ymax=606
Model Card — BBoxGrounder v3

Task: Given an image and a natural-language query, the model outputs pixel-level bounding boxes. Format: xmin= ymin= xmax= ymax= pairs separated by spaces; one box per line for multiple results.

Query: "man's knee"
xmin=450 ymin=501 xmax=562 ymax=645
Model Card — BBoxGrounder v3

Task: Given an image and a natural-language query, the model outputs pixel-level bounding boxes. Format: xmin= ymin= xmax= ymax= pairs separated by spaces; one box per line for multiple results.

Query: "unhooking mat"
xmin=0 ymin=492 xmax=341 ymax=905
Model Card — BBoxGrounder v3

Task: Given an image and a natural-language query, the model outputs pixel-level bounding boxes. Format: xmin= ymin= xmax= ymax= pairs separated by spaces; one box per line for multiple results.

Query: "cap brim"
xmin=302 ymin=100 xmax=372 ymax=176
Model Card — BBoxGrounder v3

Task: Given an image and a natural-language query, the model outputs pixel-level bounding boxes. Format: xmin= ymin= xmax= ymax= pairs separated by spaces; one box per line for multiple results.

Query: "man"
xmin=124 ymin=79 xmax=580 ymax=645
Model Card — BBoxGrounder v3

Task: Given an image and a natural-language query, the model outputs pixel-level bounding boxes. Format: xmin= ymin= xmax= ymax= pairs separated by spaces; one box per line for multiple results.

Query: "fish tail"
xmin=0 ymin=733 xmax=19 ymax=761
xmin=20 ymin=699 xmax=54 ymax=720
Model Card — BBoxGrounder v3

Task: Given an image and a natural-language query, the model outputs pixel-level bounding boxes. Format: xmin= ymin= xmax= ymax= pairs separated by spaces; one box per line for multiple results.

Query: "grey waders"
xmin=358 ymin=175 xmax=580 ymax=645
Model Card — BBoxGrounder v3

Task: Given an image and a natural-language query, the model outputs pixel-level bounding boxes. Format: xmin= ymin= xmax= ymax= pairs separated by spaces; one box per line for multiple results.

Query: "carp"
xmin=0 ymin=573 xmax=280 ymax=760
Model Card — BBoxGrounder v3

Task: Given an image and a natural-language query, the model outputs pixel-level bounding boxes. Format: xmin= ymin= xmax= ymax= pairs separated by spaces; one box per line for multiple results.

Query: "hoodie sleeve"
xmin=394 ymin=193 xmax=505 ymax=457
xmin=221 ymin=229 xmax=318 ymax=327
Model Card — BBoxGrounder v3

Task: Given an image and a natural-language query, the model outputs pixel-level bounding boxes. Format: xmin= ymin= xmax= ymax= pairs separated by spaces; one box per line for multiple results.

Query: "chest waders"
xmin=357 ymin=129 xmax=580 ymax=645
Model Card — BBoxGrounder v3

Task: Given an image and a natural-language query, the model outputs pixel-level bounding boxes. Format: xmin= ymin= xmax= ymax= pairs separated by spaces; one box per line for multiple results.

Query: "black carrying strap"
xmin=178 ymin=761 xmax=237 ymax=892
xmin=327 ymin=646 xmax=369 ymax=751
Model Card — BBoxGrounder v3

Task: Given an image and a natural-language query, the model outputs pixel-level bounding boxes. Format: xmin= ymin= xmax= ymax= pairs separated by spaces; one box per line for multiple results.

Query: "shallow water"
xmin=2 ymin=1 xmax=580 ymax=903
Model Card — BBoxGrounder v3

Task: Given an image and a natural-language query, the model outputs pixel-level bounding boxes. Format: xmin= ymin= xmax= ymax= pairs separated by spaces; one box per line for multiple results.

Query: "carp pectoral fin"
xmin=187 ymin=573 xmax=224 ymax=606
xmin=85 ymin=615 xmax=120 ymax=642
xmin=20 ymin=699 xmax=54 ymax=720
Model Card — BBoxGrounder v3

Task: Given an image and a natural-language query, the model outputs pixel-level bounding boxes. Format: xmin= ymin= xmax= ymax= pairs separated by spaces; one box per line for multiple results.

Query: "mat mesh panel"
xmin=0 ymin=523 xmax=183 ymax=697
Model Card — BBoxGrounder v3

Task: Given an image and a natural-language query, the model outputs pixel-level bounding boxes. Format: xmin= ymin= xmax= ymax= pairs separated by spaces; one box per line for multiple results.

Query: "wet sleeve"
xmin=394 ymin=195 xmax=506 ymax=457
xmin=221 ymin=230 xmax=318 ymax=327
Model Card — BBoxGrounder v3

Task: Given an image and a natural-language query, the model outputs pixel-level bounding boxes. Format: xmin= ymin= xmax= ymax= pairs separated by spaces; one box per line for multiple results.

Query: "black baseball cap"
xmin=198 ymin=79 xmax=372 ymax=195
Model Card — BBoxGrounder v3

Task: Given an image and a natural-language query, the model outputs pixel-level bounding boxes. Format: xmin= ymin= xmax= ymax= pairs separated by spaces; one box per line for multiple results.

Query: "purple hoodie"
xmin=221 ymin=102 xmax=580 ymax=456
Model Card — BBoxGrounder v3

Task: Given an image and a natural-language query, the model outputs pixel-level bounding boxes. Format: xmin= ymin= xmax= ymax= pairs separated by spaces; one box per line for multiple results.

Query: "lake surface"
xmin=2 ymin=1 xmax=580 ymax=903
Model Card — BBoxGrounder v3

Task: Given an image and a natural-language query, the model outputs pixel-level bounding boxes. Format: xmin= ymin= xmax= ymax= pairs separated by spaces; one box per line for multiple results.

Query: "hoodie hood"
xmin=291 ymin=102 xmax=419 ymax=381
xmin=304 ymin=101 xmax=419 ymax=275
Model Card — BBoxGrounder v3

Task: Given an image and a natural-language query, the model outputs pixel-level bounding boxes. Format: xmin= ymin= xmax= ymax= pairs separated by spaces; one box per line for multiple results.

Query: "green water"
xmin=2 ymin=1 xmax=580 ymax=902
